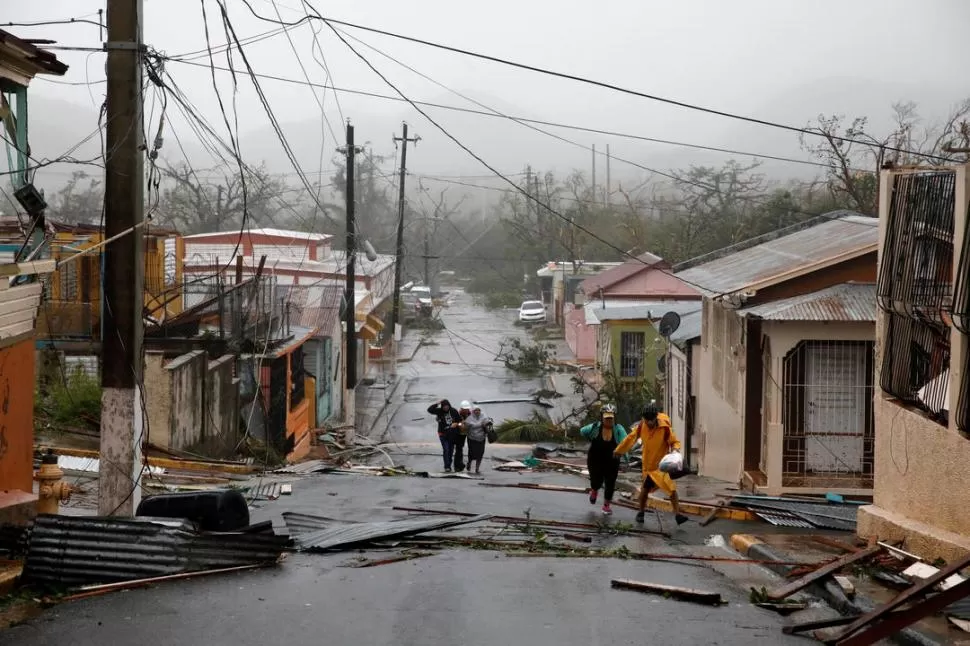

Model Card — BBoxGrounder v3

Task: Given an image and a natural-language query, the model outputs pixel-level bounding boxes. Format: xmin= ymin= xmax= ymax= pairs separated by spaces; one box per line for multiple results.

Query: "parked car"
xmin=518 ymin=300 xmax=547 ymax=323
xmin=400 ymin=292 xmax=420 ymax=321
xmin=407 ymin=285 xmax=434 ymax=317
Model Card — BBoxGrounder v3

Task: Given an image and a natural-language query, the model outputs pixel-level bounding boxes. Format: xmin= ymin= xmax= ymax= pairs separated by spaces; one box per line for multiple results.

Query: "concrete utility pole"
xmin=390 ymin=123 xmax=419 ymax=342
xmin=340 ymin=123 xmax=364 ymax=390
xmin=591 ymin=144 xmax=597 ymax=200
xmin=100 ymin=0 xmax=146 ymax=516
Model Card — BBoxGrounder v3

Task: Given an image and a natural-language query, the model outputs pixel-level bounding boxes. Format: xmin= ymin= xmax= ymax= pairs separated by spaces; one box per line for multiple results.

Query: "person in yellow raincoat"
xmin=614 ymin=403 xmax=689 ymax=526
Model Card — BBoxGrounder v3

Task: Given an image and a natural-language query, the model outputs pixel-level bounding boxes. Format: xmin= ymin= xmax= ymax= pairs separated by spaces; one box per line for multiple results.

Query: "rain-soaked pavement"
xmin=2 ymin=290 xmax=841 ymax=646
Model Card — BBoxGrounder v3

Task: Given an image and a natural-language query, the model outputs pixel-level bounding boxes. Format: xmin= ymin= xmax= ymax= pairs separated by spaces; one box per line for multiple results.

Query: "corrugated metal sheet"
xmin=274 ymin=459 xmax=333 ymax=474
xmin=739 ymin=282 xmax=876 ymax=322
xmin=733 ymin=498 xmax=857 ymax=531
xmin=756 ymin=512 xmax=813 ymax=528
xmin=790 ymin=512 xmax=856 ymax=532
xmin=22 ymin=515 xmax=291 ymax=586
xmin=946 ymin=597 xmax=970 ymax=620
xmin=665 ymin=309 xmax=703 ymax=345
xmin=282 ymin=512 xmax=357 ymax=535
xmin=674 ymin=212 xmax=878 ymax=297
xmin=296 ymin=514 xmax=490 ymax=552
xmin=589 ymin=300 xmax=702 ymax=323
xmin=579 ymin=252 xmax=666 ymax=293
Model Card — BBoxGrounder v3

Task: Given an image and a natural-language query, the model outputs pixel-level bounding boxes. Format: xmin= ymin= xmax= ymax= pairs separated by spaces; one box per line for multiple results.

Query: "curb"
xmin=732 ymin=535 xmax=943 ymax=646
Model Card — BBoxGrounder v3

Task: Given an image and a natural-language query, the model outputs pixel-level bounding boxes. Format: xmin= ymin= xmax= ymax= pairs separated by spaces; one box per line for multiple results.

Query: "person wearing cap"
xmin=579 ymin=403 xmax=628 ymax=515
xmin=427 ymin=398 xmax=462 ymax=472
xmin=614 ymin=403 xmax=688 ymax=525
xmin=463 ymin=404 xmax=492 ymax=475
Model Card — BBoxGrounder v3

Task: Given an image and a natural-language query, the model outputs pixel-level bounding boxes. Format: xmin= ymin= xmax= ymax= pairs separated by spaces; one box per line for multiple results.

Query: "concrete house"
xmin=857 ymin=165 xmax=970 ymax=563
xmin=536 ymin=260 xmax=622 ymax=326
xmin=676 ymin=212 xmax=880 ymax=494
xmin=654 ymin=309 xmax=703 ymax=470
xmin=566 ymin=252 xmax=700 ymax=362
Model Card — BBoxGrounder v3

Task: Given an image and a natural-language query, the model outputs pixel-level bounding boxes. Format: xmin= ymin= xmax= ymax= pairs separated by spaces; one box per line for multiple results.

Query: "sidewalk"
xmin=543 ymin=338 xmax=596 ymax=430
xmin=354 ymin=331 xmax=424 ymax=442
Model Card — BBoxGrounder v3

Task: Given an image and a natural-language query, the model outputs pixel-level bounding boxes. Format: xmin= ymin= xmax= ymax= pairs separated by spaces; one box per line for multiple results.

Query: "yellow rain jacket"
xmin=614 ymin=413 xmax=682 ymax=495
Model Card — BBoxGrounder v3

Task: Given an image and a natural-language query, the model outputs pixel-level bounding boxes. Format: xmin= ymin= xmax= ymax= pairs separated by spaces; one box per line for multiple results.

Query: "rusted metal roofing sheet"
xmin=296 ymin=514 xmax=490 ymax=552
xmin=739 ymin=282 xmax=877 ymax=322
xmin=755 ymin=512 xmax=813 ymax=528
xmin=282 ymin=512 xmax=357 ymax=535
xmin=22 ymin=515 xmax=291 ymax=586
xmin=674 ymin=212 xmax=878 ymax=297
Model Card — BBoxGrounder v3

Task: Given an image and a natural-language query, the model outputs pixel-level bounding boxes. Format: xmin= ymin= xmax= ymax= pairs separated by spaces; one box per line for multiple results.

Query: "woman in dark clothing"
xmin=427 ymin=399 xmax=462 ymax=472
xmin=579 ymin=403 xmax=628 ymax=515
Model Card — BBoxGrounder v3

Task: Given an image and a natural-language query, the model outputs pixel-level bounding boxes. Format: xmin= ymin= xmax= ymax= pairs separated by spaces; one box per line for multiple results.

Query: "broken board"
xmin=611 ymin=578 xmax=724 ymax=606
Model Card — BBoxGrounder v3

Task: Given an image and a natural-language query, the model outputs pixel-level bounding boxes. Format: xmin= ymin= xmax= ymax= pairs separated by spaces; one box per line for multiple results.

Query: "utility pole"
xmin=100 ymin=0 xmax=145 ymax=516
xmin=591 ymin=144 xmax=597 ymax=200
xmin=423 ymin=224 xmax=430 ymax=285
xmin=340 ymin=123 xmax=364 ymax=390
xmin=390 ymin=123 xmax=419 ymax=342
xmin=605 ymin=144 xmax=611 ymax=206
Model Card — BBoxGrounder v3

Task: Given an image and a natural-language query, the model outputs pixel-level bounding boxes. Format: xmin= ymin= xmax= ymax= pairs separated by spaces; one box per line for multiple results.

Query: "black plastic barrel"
xmin=136 ymin=490 xmax=250 ymax=532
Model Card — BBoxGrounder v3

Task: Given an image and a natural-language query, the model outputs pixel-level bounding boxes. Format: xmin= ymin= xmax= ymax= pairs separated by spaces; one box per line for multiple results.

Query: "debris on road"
xmin=292 ymin=514 xmax=491 ymax=552
xmin=21 ymin=514 xmax=291 ymax=587
xmin=765 ymin=545 xmax=883 ymax=601
xmin=721 ymin=494 xmax=860 ymax=532
xmin=562 ymin=533 xmax=593 ymax=543
xmin=611 ymin=578 xmax=725 ymax=606
xmin=344 ymin=552 xmax=434 ymax=568
xmin=59 ymin=564 xmax=270 ymax=602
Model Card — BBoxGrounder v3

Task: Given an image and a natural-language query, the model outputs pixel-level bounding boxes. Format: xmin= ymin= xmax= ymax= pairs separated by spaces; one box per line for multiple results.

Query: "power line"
xmin=161 ymin=55 xmax=863 ymax=174
xmin=233 ymin=3 xmax=948 ymax=163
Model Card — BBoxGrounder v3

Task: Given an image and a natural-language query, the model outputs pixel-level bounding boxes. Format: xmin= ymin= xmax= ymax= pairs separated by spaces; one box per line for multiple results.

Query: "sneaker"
xmin=444 ymin=468 xmax=452 ymax=473
xmin=602 ymin=503 xmax=612 ymax=515
xmin=589 ymin=489 xmax=598 ymax=505
xmin=675 ymin=514 xmax=689 ymax=525
xmin=635 ymin=511 xmax=645 ymax=524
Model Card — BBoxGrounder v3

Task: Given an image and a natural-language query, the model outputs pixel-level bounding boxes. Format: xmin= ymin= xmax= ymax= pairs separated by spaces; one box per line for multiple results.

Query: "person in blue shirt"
xmin=579 ymin=403 xmax=628 ymax=515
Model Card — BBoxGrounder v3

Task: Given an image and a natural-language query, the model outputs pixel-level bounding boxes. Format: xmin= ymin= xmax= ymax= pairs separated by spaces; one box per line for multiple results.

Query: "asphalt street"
xmin=2 ymin=290 xmax=839 ymax=646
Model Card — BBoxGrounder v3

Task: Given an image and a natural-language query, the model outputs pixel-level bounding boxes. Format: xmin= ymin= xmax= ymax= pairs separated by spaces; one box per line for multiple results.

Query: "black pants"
xmin=448 ymin=431 xmax=466 ymax=471
xmin=467 ymin=439 xmax=486 ymax=463
xmin=587 ymin=455 xmax=620 ymax=501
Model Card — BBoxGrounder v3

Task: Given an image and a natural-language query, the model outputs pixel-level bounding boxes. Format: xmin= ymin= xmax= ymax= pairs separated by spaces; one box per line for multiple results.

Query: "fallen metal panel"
xmin=790 ymin=511 xmax=856 ymax=532
xmin=273 ymin=460 xmax=332 ymax=474
xmin=756 ymin=512 xmax=813 ymax=528
xmin=946 ymin=597 xmax=970 ymax=620
xmin=281 ymin=512 xmax=357 ymax=535
xmin=22 ymin=514 xmax=291 ymax=586
xmin=297 ymin=515 xmax=490 ymax=552
xmin=732 ymin=498 xmax=858 ymax=524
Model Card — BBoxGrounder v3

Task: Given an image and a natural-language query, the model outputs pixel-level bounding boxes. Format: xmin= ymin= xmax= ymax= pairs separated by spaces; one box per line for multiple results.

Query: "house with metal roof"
xmin=564 ymin=252 xmax=700 ymax=363
xmin=650 ymin=309 xmax=703 ymax=471
xmin=673 ymin=212 xmax=880 ymax=495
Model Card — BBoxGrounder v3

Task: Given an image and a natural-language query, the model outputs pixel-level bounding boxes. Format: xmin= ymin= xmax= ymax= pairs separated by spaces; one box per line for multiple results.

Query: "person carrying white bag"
xmin=613 ymin=403 xmax=689 ymax=526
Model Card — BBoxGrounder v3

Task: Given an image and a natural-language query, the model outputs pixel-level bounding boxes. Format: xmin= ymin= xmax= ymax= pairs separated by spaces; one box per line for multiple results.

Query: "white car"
xmin=518 ymin=300 xmax=547 ymax=323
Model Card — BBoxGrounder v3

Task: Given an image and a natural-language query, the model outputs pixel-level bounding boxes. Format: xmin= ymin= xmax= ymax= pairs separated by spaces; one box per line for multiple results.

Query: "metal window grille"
xmin=958 ymin=347 xmax=969 ymax=434
xmin=676 ymin=355 xmax=685 ymax=419
xmin=878 ymin=171 xmax=956 ymax=321
xmin=760 ymin=341 xmax=772 ymax=474
xmin=952 ymin=201 xmax=970 ymax=335
xmin=880 ymin=312 xmax=950 ymax=424
xmin=290 ymin=345 xmax=306 ymax=410
xmin=781 ymin=340 xmax=874 ymax=488
xmin=58 ymin=257 xmax=78 ymax=301
xmin=619 ymin=331 xmax=644 ymax=378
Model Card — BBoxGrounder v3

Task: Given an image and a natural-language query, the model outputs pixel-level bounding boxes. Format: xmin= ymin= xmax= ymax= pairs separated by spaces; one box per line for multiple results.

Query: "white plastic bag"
xmin=658 ymin=451 xmax=683 ymax=473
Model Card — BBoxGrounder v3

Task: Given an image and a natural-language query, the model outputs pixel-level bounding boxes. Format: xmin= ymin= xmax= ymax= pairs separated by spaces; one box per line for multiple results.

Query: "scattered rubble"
xmin=611 ymin=578 xmax=725 ymax=606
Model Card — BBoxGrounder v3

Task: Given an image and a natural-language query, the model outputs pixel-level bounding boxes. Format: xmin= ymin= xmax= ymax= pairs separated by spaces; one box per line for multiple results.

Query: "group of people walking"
xmin=580 ymin=402 xmax=689 ymax=525
xmin=427 ymin=399 xmax=493 ymax=474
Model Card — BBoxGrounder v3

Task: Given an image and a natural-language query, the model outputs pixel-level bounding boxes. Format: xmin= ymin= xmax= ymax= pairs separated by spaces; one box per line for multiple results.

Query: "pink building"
xmin=565 ymin=252 xmax=701 ymax=362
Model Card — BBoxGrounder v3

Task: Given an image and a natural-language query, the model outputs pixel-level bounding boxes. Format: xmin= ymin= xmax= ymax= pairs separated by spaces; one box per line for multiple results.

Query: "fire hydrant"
xmin=35 ymin=449 xmax=71 ymax=514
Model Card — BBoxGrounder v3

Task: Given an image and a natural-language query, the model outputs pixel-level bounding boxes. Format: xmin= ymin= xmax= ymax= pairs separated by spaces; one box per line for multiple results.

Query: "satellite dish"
xmin=658 ymin=311 xmax=681 ymax=338
xmin=657 ymin=355 xmax=667 ymax=373
xmin=362 ymin=240 xmax=378 ymax=262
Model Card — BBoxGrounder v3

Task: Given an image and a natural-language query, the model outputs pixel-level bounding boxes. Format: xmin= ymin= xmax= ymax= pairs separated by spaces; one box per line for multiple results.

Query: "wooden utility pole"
xmin=390 ymin=123 xmax=419 ymax=341
xmin=591 ymin=144 xmax=597 ymax=199
xmin=606 ymin=143 xmax=611 ymax=206
xmin=100 ymin=0 xmax=146 ymax=516
xmin=341 ymin=123 xmax=363 ymax=390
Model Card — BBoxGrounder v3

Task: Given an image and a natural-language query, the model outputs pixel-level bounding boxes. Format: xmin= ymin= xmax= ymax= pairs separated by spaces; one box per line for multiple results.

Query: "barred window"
xmin=619 ymin=331 xmax=645 ymax=378
xmin=952 ymin=201 xmax=970 ymax=335
xmin=880 ymin=312 xmax=950 ymax=424
xmin=878 ymin=171 xmax=955 ymax=321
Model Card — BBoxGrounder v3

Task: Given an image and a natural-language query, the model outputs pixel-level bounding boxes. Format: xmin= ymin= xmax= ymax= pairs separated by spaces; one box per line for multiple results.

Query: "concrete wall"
xmin=146 ymin=351 xmax=240 ymax=453
xmin=564 ymin=306 xmax=596 ymax=362
xmin=168 ymin=350 xmax=207 ymax=450
xmin=207 ymin=354 xmax=239 ymax=447
xmin=696 ymin=299 xmax=744 ymax=484
xmin=145 ymin=352 xmax=174 ymax=449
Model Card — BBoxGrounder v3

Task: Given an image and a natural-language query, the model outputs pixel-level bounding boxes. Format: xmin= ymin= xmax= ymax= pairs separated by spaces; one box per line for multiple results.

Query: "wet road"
xmin=2 ymin=291 xmax=833 ymax=646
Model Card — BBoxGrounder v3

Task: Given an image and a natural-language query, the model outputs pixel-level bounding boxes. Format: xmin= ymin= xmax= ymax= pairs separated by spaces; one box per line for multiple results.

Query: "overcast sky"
xmin=8 ymin=0 xmax=970 ymax=193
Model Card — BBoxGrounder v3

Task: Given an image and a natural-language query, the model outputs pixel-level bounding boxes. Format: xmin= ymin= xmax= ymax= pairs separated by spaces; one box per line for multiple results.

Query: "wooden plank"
xmin=0 ymin=282 xmax=41 ymax=302
xmin=0 ymin=320 xmax=34 ymax=341
xmin=610 ymin=578 xmax=724 ymax=605
xmin=0 ymin=259 xmax=56 ymax=277
xmin=0 ymin=306 xmax=36 ymax=330
xmin=832 ymin=552 xmax=970 ymax=644
xmin=766 ymin=545 xmax=882 ymax=601
xmin=812 ymin=536 xmax=863 ymax=554
xmin=0 ymin=293 xmax=40 ymax=317
xmin=782 ymin=611 xmax=906 ymax=635
xmin=700 ymin=501 xmax=726 ymax=527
